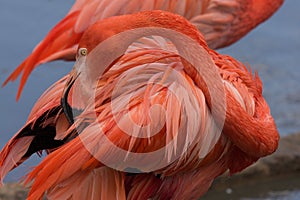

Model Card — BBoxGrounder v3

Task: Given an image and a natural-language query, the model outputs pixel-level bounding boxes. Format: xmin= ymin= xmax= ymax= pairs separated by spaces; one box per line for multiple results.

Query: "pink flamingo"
xmin=0 ymin=11 xmax=279 ymax=199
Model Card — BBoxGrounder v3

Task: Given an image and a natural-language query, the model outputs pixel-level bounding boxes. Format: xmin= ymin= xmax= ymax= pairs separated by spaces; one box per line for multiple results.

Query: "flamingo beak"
xmin=61 ymin=69 xmax=80 ymax=125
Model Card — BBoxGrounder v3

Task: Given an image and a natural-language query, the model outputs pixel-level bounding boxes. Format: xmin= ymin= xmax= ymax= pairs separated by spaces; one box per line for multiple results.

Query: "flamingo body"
xmin=0 ymin=11 xmax=279 ymax=200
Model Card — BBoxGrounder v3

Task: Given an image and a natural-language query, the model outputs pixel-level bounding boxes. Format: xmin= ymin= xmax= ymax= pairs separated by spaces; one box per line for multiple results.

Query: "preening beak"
xmin=61 ymin=70 xmax=80 ymax=125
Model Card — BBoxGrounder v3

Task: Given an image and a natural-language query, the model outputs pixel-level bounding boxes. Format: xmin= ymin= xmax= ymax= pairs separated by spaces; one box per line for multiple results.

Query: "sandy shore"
xmin=1 ymin=133 xmax=300 ymax=200
xmin=0 ymin=183 xmax=28 ymax=200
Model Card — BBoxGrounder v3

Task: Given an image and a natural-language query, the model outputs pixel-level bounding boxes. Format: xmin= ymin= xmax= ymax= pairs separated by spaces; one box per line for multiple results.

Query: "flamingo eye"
xmin=79 ymin=48 xmax=88 ymax=56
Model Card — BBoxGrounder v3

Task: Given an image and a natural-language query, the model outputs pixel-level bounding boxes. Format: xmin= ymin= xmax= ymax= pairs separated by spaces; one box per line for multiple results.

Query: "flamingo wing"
xmin=0 ymin=75 xmax=72 ymax=184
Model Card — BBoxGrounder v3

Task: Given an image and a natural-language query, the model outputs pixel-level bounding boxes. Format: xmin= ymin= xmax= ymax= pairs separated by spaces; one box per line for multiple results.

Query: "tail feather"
xmin=126 ymin=174 xmax=161 ymax=200
xmin=0 ymin=137 xmax=33 ymax=185
xmin=25 ymin=137 xmax=95 ymax=199
xmin=47 ymin=167 xmax=125 ymax=200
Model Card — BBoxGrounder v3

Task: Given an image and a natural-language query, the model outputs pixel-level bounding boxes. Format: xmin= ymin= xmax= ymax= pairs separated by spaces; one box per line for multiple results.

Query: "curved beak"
xmin=61 ymin=69 xmax=80 ymax=125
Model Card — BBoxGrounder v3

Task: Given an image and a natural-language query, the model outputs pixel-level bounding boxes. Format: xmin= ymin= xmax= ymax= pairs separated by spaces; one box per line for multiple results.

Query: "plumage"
xmin=2 ymin=0 xmax=283 ymax=100
xmin=0 ymin=11 xmax=279 ymax=199
xmin=0 ymin=75 xmax=70 ymax=185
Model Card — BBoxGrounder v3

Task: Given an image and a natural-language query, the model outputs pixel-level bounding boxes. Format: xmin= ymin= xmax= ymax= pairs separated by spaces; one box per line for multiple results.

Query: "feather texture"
xmin=1 ymin=11 xmax=279 ymax=200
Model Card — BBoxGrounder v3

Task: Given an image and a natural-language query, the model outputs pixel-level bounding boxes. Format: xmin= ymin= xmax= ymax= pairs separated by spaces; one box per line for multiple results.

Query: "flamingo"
xmin=3 ymin=0 xmax=284 ymax=100
xmin=0 ymin=11 xmax=279 ymax=199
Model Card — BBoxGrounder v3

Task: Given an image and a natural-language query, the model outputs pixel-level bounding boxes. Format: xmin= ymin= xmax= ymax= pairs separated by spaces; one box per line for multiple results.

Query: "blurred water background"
xmin=0 ymin=0 xmax=299 ymax=199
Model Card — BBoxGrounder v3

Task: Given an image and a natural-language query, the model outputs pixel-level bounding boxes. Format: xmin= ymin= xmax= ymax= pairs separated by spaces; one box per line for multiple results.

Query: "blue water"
xmin=0 ymin=0 xmax=299 ymax=199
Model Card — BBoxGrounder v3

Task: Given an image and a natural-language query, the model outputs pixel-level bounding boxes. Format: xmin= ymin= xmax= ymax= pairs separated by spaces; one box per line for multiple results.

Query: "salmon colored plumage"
xmin=0 ymin=11 xmax=279 ymax=200
xmin=2 ymin=0 xmax=283 ymax=100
